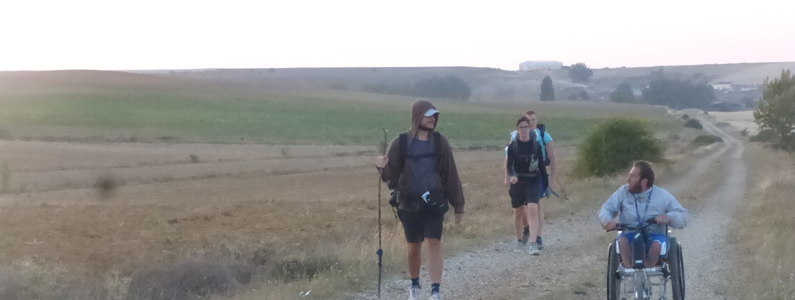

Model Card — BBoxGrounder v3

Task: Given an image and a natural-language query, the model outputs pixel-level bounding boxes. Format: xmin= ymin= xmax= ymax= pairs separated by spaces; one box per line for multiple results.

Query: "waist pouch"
xmin=398 ymin=189 xmax=449 ymax=216
xmin=421 ymin=190 xmax=449 ymax=216
xmin=388 ymin=190 xmax=399 ymax=208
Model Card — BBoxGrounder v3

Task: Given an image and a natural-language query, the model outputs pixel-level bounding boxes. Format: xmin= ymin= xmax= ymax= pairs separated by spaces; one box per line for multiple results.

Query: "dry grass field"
xmin=0 ymin=139 xmax=709 ymax=299
xmin=0 ymin=70 xmax=702 ymax=299
xmin=732 ymin=144 xmax=795 ymax=299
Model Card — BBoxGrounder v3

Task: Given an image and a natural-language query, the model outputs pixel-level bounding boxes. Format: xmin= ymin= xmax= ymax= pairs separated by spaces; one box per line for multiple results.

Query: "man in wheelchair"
xmin=599 ymin=160 xmax=689 ymax=269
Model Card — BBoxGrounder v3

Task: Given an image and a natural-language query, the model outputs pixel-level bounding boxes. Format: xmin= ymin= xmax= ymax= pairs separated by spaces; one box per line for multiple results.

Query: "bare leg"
xmin=526 ymin=203 xmax=539 ymax=243
xmin=408 ymin=242 xmax=423 ymax=278
xmin=426 ymin=238 xmax=443 ymax=284
xmin=538 ymin=199 xmax=545 ymax=239
xmin=645 ymin=241 xmax=662 ymax=267
xmin=514 ymin=206 xmax=527 ymax=240
xmin=618 ymin=236 xmax=632 ymax=268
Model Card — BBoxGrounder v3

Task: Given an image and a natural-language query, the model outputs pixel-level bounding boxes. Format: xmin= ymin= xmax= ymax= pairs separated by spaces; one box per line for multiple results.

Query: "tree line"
xmin=363 ymin=74 xmax=471 ymax=101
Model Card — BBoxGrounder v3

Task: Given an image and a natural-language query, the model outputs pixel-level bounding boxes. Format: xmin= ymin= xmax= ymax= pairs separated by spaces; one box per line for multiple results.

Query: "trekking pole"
xmin=555 ymin=176 xmax=570 ymax=200
xmin=376 ymin=128 xmax=387 ymax=298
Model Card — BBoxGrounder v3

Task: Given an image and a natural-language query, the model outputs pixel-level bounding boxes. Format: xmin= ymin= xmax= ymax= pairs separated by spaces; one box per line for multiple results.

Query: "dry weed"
xmin=733 ymin=144 xmax=795 ymax=299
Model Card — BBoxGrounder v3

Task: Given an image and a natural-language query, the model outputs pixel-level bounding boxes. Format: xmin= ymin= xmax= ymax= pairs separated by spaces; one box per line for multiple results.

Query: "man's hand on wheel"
xmin=655 ymin=214 xmax=671 ymax=225
xmin=603 ymin=221 xmax=617 ymax=231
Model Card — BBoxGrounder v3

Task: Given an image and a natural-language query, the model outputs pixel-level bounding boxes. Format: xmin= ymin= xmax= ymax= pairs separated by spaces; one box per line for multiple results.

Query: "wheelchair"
xmin=606 ymin=219 xmax=685 ymax=300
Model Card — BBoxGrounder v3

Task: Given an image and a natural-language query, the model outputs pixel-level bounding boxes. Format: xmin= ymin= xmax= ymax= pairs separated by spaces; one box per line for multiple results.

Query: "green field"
xmin=0 ymin=71 xmax=682 ymax=146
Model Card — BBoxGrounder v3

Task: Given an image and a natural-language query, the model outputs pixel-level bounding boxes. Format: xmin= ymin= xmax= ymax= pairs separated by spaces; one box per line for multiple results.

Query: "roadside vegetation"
xmin=733 ymin=144 xmax=795 ymax=299
xmin=733 ymin=69 xmax=795 ymax=298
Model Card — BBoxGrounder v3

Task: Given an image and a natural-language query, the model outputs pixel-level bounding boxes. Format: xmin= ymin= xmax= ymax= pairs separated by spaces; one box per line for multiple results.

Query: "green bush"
xmin=692 ymin=134 xmax=723 ymax=146
xmin=575 ymin=118 xmax=665 ymax=177
xmin=750 ymin=129 xmax=777 ymax=143
xmin=684 ymin=119 xmax=703 ymax=129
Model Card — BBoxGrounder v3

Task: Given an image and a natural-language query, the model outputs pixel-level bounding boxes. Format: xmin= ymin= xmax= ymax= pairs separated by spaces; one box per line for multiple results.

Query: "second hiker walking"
xmin=505 ymin=116 xmax=545 ymax=255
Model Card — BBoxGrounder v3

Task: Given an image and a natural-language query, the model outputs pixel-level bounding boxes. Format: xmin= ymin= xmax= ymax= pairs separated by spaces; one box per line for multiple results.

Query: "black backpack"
xmin=509 ymin=131 xmax=540 ymax=177
xmin=387 ymin=131 xmax=443 ymax=209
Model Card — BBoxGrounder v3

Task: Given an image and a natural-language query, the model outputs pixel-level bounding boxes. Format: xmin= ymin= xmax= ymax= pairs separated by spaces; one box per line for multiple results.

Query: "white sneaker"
xmin=429 ymin=292 xmax=443 ymax=300
xmin=409 ymin=286 xmax=421 ymax=300
xmin=529 ymin=242 xmax=541 ymax=255
xmin=514 ymin=241 xmax=527 ymax=253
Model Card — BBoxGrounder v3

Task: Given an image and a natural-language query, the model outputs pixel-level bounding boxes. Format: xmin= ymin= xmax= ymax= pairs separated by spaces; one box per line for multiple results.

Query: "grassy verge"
xmin=732 ymin=144 xmax=795 ymax=299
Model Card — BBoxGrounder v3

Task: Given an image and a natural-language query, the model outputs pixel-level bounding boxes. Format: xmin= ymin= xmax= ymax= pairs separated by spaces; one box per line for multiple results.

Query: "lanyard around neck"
xmin=633 ymin=187 xmax=653 ymax=224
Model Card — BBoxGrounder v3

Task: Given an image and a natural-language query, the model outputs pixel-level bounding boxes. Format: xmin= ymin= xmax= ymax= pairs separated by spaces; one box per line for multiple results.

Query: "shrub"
xmin=753 ymin=70 xmax=795 ymax=151
xmin=684 ymin=119 xmax=703 ymax=129
xmin=95 ymin=175 xmax=118 ymax=199
xmin=128 ymin=257 xmax=248 ymax=300
xmin=575 ymin=118 xmax=665 ymax=177
xmin=692 ymin=134 xmax=723 ymax=146
xmin=681 ymin=114 xmax=690 ymax=120
xmin=750 ymin=129 xmax=777 ymax=143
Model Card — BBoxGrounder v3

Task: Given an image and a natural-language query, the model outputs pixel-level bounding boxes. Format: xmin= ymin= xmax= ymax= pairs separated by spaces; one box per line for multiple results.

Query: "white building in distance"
xmin=712 ymin=81 xmax=734 ymax=91
xmin=519 ymin=60 xmax=563 ymax=71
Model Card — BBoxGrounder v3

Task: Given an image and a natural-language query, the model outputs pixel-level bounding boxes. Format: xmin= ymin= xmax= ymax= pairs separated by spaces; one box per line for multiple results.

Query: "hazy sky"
xmin=2 ymin=0 xmax=793 ymax=71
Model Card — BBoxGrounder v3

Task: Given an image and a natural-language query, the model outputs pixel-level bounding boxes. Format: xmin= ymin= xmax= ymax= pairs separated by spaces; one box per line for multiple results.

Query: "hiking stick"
xmin=555 ymin=176 xmax=570 ymax=200
xmin=376 ymin=128 xmax=387 ymax=298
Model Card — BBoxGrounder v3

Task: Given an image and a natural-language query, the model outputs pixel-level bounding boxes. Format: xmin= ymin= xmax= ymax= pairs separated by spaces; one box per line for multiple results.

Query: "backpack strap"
xmin=398 ymin=132 xmax=408 ymax=171
xmin=510 ymin=131 xmax=541 ymax=177
xmin=432 ymin=131 xmax=442 ymax=161
xmin=537 ymin=124 xmax=547 ymax=147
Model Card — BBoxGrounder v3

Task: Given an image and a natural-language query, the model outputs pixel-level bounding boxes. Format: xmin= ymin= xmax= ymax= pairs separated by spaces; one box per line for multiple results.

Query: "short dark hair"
xmin=633 ymin=160 xmax=655 ymax=187
xmin=516 ymin=116 xmax=530 ymax=127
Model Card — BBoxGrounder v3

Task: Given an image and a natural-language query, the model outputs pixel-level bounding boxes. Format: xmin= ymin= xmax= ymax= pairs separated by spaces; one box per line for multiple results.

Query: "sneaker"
xmin=529 ymin=242 xmax=541 ymax=255
xmin=514 ymin=241 xmax=527 ymax=253
xmin=536 ymin=237 xmax=545 ymax=250
xmin=409 ymin=286 xmax=421 ymax=300
xmin=429 ymin=292 xmax=443 ymax=300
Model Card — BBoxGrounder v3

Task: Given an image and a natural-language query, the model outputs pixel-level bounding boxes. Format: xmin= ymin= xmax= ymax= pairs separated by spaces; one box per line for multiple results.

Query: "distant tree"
xmin=642 ymin=78 xmax=715 ymax=109
xmin=742 ymin=97 xmax=757 ymax=109
xmin=540 ymin=76 xmax=555 ymax=101
xmin=568 ymin=63 xmax=594 ymax=83
xmin=567 ymin=94 xmax=578 ymax=101
xmin=610 ymin=82 xmax=636 ymax=103
xmin=579 ymin=91 xmax=591 ymax=100
xmin=412 ymin=75 xmax=471 ymax=100
xmin=651 ymin=67 xmax=664 ymax=78
xmin=753 ymin=70 xmax=795 ymax=151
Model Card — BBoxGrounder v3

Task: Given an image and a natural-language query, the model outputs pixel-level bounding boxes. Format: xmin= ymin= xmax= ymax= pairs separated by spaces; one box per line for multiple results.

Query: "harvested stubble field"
xmin=0 ymin=70 xmax=688 ymax=299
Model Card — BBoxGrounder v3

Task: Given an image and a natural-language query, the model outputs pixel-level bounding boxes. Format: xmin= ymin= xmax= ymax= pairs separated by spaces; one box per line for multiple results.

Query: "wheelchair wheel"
xmin=668 ymin=237 xmax=685 ymax=300
xmin=606 ymin=242 xmax=620 ymax=300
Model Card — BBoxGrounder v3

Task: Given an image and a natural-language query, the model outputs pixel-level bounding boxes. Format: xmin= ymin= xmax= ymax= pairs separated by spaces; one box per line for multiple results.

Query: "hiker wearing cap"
xmin=375 ymin=99 xmax=465 ymax=300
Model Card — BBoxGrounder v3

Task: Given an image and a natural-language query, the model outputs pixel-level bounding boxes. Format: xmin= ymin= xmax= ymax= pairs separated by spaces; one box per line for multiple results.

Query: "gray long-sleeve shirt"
xmin=599 ymin=185 xmax=689 ymax=234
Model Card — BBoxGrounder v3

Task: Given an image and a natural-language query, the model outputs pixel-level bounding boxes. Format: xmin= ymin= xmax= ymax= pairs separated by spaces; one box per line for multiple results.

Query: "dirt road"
xmin=358 ymin=115 xmax=746 ymax=300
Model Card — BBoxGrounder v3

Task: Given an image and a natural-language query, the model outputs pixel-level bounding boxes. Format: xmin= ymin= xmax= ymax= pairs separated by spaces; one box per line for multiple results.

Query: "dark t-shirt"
xmin=407 ymin=138 xmax=437 ymax=195
xmin=507 ymin=138 xmax=543 ymax=183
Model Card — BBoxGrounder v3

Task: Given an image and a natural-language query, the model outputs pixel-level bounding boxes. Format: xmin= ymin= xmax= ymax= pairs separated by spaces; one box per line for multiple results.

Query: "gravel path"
xmin=354 ymin=116 xmax=745 ymax=300
xmin=676 ymin=117 xmax=746 ymax=300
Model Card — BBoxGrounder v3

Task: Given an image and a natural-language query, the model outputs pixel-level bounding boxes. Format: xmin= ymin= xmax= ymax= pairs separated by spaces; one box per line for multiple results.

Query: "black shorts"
xmin=397 ymin=209 xmax=444 ymax=243
xmin=509 ymin=180 xmax=541 ymax=208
